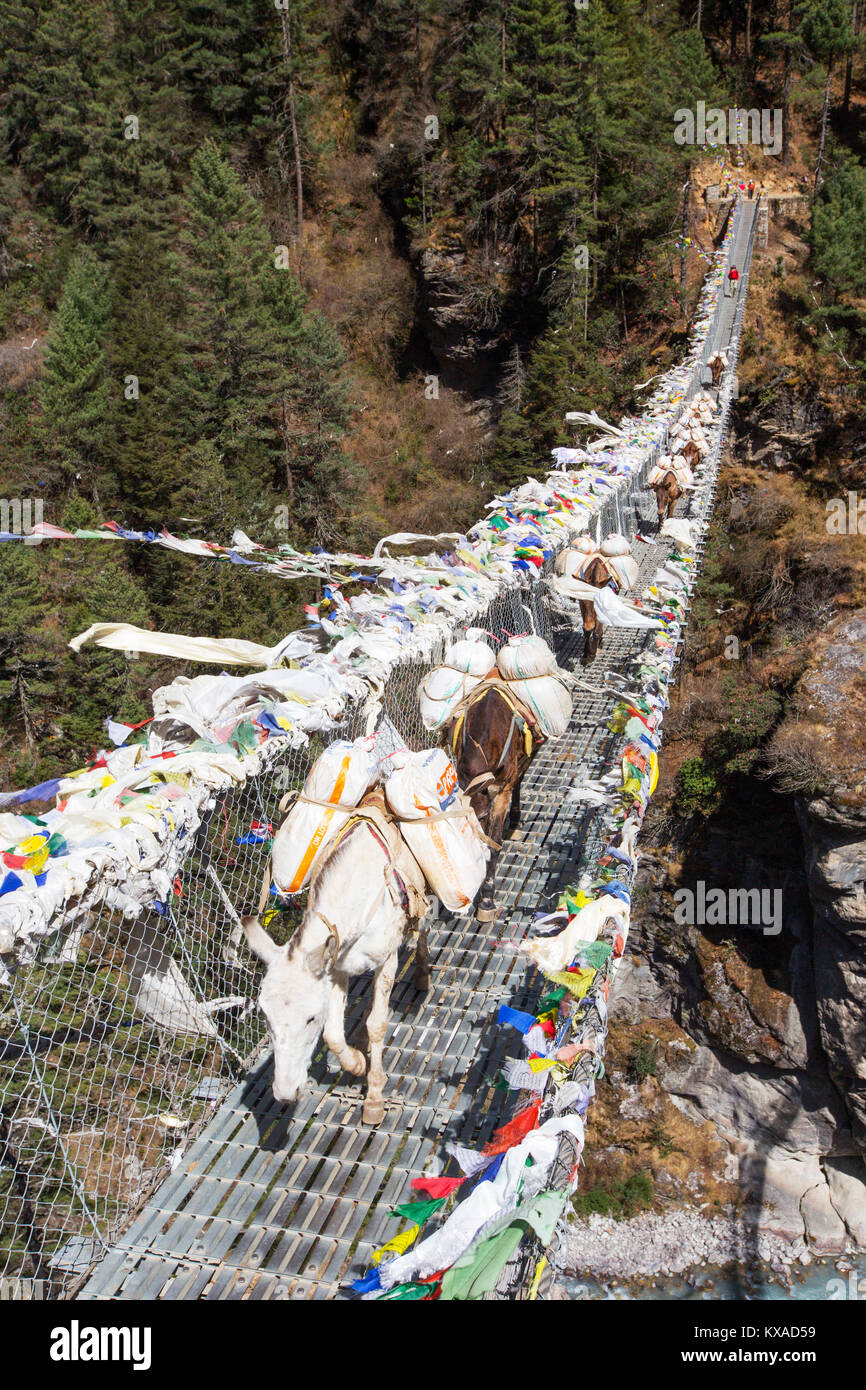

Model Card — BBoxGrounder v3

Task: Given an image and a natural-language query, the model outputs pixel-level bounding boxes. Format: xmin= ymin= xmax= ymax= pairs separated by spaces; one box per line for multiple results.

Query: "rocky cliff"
xmin=595 ymin=607 xmax=866 ymax=1260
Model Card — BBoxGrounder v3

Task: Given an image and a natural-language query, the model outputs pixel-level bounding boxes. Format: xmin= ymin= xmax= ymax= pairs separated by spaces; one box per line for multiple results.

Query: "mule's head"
xmin=242 ymin=916 xmax=331 ymax=1105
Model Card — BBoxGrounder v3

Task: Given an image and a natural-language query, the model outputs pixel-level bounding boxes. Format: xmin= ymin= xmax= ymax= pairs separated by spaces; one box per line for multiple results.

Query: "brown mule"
xmin=680 ymin=439 xmax=701 ymax=469
xmin=444 ymin=680 xmax=541 ymax=922
xmin=577 ymin=555 xmax=620 ymax=667
xmin=649 ymin=470 xmax=682 ymax=527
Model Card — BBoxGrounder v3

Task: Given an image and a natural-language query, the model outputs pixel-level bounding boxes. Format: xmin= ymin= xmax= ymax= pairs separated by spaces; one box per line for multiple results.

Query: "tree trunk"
xmin=281 ymin=402 xmax=295 ymax=502
xmin=279 ymin=11 xmax=304 ymax=241
xmin=782 ymin=53 xmax=792 ymax=164
xmin=746 ymin=0 xmax=752 ymax=60
xmin=591 ymin=150 xmax=599 ymax=296
xmin=14 ymin=664 xmax=34 ymax=754
xmin=780 ymin=0 xmax=794 ymax=166
xmin=843 ymin=0 xmax=858 ymax=112
xmin=814 ymin=62 xmax=833 ymax=195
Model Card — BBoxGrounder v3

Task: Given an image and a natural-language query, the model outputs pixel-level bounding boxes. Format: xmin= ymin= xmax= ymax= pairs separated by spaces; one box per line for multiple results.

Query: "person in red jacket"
xmin=728 ymin=264 xmax=740 ymax=296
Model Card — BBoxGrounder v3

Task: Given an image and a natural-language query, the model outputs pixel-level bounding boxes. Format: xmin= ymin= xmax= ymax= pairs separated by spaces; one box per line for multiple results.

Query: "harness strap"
xmin=279 ymin=790 xmax=368 ymax=814
xmin=446 ymin=676 xmax=539 ymax=734
xmin=314 ymin=911 xmax=341 ymax=966
xmin=577 ymin=551 xmax=620 ymax=593
xmin=499 ymin=712 xmax=518 ymax=769
xmin=463 ymin=770 xmax=496 ymax=794
xmin=257 ymin=860 xmax=273 ymax=917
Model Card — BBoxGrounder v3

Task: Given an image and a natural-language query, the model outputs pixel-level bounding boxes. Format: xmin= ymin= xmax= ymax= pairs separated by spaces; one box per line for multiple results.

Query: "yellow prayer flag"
xmin=371 ymin=1223 xmax=420 ymax=1265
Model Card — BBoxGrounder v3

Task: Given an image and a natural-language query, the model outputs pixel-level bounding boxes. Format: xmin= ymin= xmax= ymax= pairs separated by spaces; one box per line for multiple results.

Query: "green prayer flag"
xmin=538 ymin=987 xmax=567 ymax=1011
xmin=376 ymin=1281 xmax=433 ymax=1300
xmin=388 ymin=1197 xmax=446 ymax=1225
xmin=440 ymin=1191 xmax=568 ymax=1301
xmin=576 ymin=941 xmax=613 ymax=969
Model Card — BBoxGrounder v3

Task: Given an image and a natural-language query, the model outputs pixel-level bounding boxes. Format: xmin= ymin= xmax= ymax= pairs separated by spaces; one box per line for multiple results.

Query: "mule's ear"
xmin=305 ymin=943 xmax=329 ymax=975
xmin=241 ymin=915 xmax=283 ymax=965
xmin=304 ymin=935 xmax=338 ymax=976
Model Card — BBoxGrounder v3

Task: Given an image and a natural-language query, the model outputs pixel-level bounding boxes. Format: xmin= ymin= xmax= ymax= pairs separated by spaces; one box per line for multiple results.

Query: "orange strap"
xmin=287 ymin=753 xmax=351 ymax=893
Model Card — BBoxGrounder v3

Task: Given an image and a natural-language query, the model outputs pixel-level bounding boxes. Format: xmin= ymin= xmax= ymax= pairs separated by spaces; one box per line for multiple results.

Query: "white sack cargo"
xmin=555 ymin=547 xmax=591 ymax=578
xmin=498 ymin=635 xmax=557 ymax=681
xmin=506 ymin=675 xmax=572 ymax=739
xmin=272 ymin=736 xmax=380 ymax=894
xmin=419 ymin=666 xmax=484 ymax=731
xmin=660 ymin=458 xmax=695 ymax=488
xmin=600 ymin=533 xmax=631 ymax=557
xmin=606 ymin=554 xmax=639 ymax=593
xmin=384 ymin=749 xmax=488 ymax=913
xmin=443 ymin=638 xmax=496 ymax=678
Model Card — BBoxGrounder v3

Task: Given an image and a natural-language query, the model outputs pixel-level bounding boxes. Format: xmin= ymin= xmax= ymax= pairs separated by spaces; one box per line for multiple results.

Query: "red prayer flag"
xmin=409 ymin=1176 xmax=464 ymax=1199
xmin=481 ymin=1101 xmax=541 ymax=1156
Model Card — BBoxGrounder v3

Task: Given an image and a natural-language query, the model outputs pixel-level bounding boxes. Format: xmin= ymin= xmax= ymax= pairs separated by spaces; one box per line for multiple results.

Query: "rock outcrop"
xmin=415 ymin=236 xmax=514 ymax=397
xmin=610 ymin=740 xmax=866 ymax=1255
xmin=791 ymin=612 xmax=866 ymax=1157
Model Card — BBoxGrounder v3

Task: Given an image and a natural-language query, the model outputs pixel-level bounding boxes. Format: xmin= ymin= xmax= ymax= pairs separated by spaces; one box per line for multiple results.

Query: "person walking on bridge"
xmin=727 ymin=263 xmax=740 ymax=297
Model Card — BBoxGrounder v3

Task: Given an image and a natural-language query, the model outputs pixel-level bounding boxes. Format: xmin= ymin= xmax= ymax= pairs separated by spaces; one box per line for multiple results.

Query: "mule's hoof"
xmin=476 ymin=902 xmax=497 ymax=923
xmin=414 ymin=970 xmax=431 ymax=993
xmin=509 ymin=828 xmax=524 ymax=843
xmin=363 ymin=1099 xmax=385 ymax=1126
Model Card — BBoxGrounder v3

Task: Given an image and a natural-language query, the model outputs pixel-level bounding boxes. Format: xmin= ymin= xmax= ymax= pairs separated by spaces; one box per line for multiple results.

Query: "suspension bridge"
xmin=1 ymin=199 xmax=758 ymax=1302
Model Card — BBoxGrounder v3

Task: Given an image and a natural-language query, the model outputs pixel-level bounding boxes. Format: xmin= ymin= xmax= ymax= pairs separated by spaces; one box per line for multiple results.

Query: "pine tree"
xmin=490 ymin=407 xmax=536 ymax=491
xmin=1 ymin=1 xmax=110 ymax=223
xmin=265 ymin=271 xmax=356 ymax=546
xmin=177 ymin=0 xmax=282 ymax=146
xmin=438 ymin=1 xmax=515 ymax=253
xmin=505 ymin=0 xmax=587 ymax=264
xmin=0 ymin=542 xmax=56 ymax=767
xmin=179 ymin=140 xmax=359 ymax=541
xmin=0 ymin=497 xmax=153 ymax=780
xmin=800 ymin=0 xmax=856 ymax=192
xmin=36 ymin=247 xmax=111 ymax=499
xmin=71 ymin=89 xmax=178 ymax=244
xmin=762 ymin=1 xmax=805 ymax=165
xmin=811 ymin=156 xmax=866 ymax=296
xmin=179 ymin=140 xmax=286 ymax=504
xmin=104 ymin=232 xmax=188 ymax=527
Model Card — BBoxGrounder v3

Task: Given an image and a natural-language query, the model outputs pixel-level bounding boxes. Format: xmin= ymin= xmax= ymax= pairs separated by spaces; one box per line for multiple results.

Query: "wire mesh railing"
xmin=0 ymin=577 xmax=560 ymax=1298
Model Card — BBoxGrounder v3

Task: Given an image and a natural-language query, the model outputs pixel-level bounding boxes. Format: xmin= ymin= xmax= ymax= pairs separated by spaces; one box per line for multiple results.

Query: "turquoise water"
xmin=566 ymin=1255 xmax=865 ymax=1301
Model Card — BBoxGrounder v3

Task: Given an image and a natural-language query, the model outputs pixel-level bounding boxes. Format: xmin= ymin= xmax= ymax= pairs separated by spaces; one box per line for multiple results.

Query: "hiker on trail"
xmin=748 ymin=180 xmax=755 ymax=199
